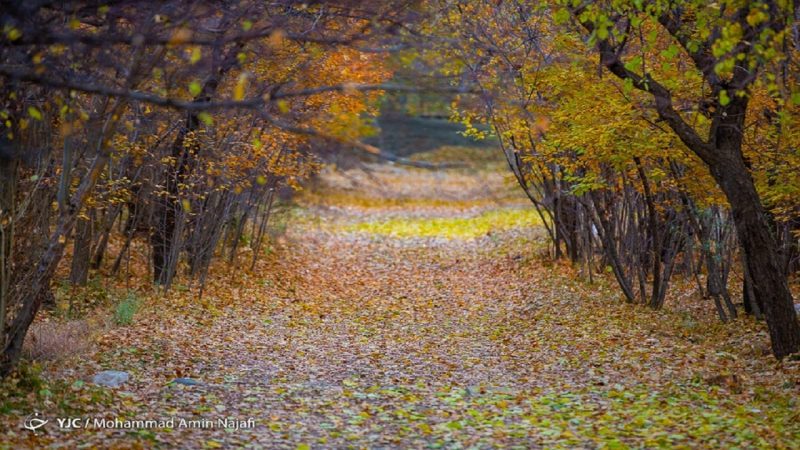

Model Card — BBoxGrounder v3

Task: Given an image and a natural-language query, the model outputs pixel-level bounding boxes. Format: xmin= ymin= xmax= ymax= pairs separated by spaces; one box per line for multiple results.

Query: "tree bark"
xmin=708 ymin=148 xmax=800 ymax=357
xmin=69 ymin=215 xmax=92 ymax=286
xmin=0 ymin=148 xmax=17 ymax=341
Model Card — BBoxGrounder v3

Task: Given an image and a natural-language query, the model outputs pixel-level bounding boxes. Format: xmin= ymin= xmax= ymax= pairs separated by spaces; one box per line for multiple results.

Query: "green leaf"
xmin=719 ymin=90 xmax=731 ymax=106
xmin=662 ymin=44 xmax=679 ymax=59
xmin=197 ymin=112 xmax=213 ymax=125
xmin=623 ymin=78 xmax=633 ymax=95
xmin=623 ymin=56 xmax=642 ymax=72
xmin=554 ymin=8 xmax=570 ymax=24
xmin=28 ymin=106 xmax=43 ymax=120
xmin=596 ymin=25 xmax=609 ymax=41
xmin=446 ymin=420 xmax=463 ymax=430
xmin=189 ymin=81 xmax=202 ymax=97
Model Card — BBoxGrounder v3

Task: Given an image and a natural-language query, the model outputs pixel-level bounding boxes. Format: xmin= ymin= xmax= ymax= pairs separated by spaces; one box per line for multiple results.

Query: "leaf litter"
xmin=1 ymin=152 xmax=799 ymax=449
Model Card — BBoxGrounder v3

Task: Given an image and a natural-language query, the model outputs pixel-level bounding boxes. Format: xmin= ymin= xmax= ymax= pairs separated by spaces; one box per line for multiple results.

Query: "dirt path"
xmin=5 ymin=153 xmax=799 ymax=449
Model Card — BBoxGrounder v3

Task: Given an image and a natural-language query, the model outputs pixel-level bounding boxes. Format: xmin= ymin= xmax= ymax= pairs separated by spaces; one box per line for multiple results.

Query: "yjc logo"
xmin=22 ymin=412 xmax=48 ymax=434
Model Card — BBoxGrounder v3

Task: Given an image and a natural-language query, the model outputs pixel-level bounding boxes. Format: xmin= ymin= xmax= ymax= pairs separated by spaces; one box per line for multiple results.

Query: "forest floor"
xmin=2 ymin=146 xmax=800 ymax=449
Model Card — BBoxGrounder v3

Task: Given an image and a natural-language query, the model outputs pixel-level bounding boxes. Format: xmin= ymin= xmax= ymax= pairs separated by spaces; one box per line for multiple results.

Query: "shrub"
xmin=113 ymin=292 xmax=140 ymax=326
xmin=22 ymin=320 xmax=91 ymax=361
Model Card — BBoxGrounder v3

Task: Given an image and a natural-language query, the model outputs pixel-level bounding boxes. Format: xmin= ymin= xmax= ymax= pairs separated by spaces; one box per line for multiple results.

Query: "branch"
xmin=4 ymin=26 xmax=362 ymax=48
xmin=570 ymin=8 xmax=716 ymax=165
xmin=656 ymin=9 xmax=720 ymax=85
xmin=0 ymin=66 xmax=477 ymax=111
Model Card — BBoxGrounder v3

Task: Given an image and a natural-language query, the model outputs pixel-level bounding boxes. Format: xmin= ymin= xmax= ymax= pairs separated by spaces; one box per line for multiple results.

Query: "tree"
xmin=418 ymin=0 xmax=799 ymax=358
xmin=560 ymin=0 xmax=800 ymax=357
xmin=0 ymin=0 xmax=406 ymax=376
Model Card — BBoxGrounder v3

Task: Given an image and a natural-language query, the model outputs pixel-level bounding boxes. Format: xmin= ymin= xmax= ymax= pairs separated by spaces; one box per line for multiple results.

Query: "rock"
xmin=93 ymin=370 xmax=129 ymax=387
xmin=172 ymin=377 xmax=202 ymax=386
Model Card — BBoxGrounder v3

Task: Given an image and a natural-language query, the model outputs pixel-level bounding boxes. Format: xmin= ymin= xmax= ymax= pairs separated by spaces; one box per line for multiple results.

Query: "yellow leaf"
xmin=233 ymin=74 xmax=247 ymax=101
xmin=190 ymin=46 xmax=202 ymax=64
xmin=277 ymin=100 xmax=290 ymax=114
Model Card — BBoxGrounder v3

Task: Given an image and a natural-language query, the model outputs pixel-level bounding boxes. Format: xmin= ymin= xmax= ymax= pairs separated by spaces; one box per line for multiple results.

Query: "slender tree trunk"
xmin=69 ymin=215 xmax=92 ymax=285
xmin=151 ymin=43 xmax=241 ymax=285
xmin=0 ymin=151 xmax=17 ymax=342
xmin=1 ymin=151 xmax=110 ymax=376
xmin=633 ymin=157 xmax=663 ymax=309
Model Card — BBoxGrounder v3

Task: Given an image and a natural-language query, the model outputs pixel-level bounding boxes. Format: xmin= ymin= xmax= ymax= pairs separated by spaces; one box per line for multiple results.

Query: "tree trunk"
xmin=1 ymin=151 xmax=111 ymax=376
xmin=69 ymin=215 xmax=92 ymax=285
xmin=0 ymin=150 xmax=17 ymax=341
xmin=742 ymin=255 xmax=762 ymax=318
xmin=150 ymin=44 xmax=241 ymax=285
xmin=577 ymin=5 xmax=800 ymax=358
xmin=707 ymin=105 xmax=800 ymax=357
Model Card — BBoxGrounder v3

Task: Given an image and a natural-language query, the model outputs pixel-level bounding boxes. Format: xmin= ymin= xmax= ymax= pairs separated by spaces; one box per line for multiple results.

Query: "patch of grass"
xmin=345 ymin=207 xmax=541 ymax=239
xmin=113 ymin=292 xmax=140 ymax=326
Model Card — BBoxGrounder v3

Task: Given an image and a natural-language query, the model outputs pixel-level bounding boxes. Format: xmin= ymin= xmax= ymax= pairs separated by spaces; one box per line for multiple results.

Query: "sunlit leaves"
xmin=554 ymin=7 xmax=570 ymax=24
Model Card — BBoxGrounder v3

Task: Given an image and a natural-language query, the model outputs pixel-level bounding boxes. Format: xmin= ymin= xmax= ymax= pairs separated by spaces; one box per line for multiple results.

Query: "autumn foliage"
xmin=0 ymin=1 xmax=799 ymax=447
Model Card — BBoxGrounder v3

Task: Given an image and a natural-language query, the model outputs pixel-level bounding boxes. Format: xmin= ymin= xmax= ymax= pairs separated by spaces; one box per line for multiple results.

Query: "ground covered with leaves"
xmin=2 ymin=147 xmax=799 ymax=449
